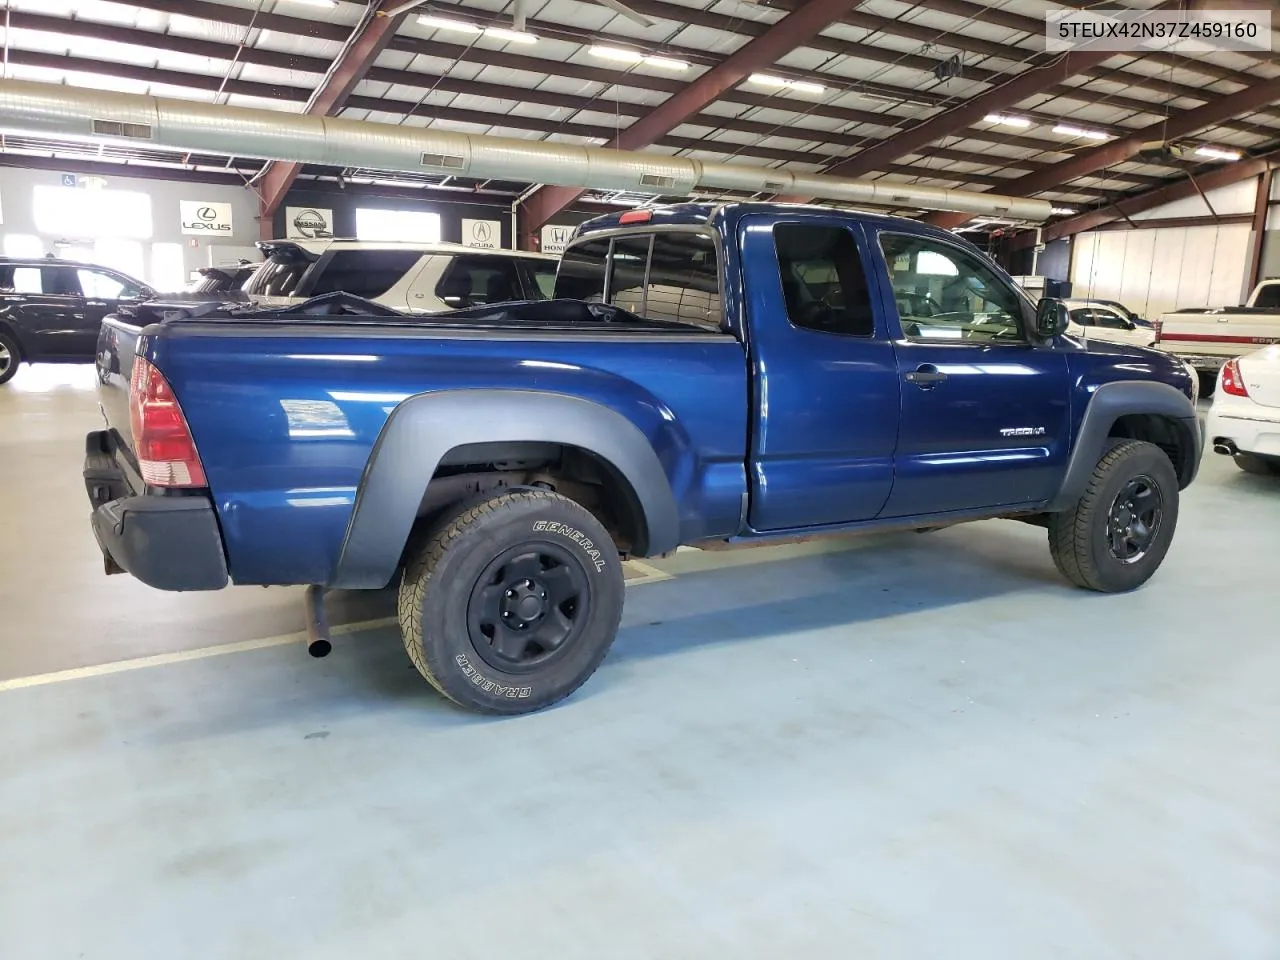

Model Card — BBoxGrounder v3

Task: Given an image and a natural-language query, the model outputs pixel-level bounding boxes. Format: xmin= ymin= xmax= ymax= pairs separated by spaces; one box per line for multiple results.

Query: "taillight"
xmin=128 ymin=357 xmax=207 ymax=487
xmin=1220 ymin=358 xmax=1250 ymax=398
xmin=1152 ymin=319 xmax=1162 ymax=344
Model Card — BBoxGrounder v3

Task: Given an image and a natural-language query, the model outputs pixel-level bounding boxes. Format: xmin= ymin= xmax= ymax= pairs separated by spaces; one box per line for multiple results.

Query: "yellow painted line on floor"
xmin=0 ymin=563 xmax=677 ymax=693
xmin=0 ymin=617 xmax=399 ymax=694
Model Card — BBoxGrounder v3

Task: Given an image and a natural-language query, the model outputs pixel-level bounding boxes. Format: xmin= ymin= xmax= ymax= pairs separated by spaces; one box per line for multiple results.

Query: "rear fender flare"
xmin=1048 ymin=380 xmax=1201 ymax=511
xmin=332 ymin=389 xmax=681 ymax=589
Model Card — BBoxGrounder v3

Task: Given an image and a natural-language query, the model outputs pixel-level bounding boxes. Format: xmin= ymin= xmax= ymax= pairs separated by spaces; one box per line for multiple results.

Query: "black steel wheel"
xmin=1105 ymin=475 xmax=1163 ymax=564
xmin=0 ymin=330 xmax=20 ymax=386
xmin=1048 ymin=440 xmax=1180 ymax=593
xmin=399 ymin=489 xmax=625 ymax=714
xmin=468 ymin=543 xmax=591 ymax=673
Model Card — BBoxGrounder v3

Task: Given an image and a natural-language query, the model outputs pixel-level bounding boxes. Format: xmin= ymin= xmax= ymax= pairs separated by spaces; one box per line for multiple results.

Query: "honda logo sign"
xmin=180 ymin=200 xmax=233 ymax=236
xmin=540 ymin=224 xmax=573 ymax=255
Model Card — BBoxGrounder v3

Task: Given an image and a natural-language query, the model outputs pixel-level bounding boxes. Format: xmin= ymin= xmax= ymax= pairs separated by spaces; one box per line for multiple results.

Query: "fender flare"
xmin=1047 ymin=380 xmax=1201 ymax=511
xmin=332 ymin=389 xmax=681 ymax=589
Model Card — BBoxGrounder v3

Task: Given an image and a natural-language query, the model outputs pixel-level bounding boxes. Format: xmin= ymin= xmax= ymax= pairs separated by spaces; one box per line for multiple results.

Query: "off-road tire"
xmin=398 ymin=489 xmax=625 ymax=714
xmin=1233 ymin=453 xmax=1280 ymax=477
xmin=0 ymin=330 xmax=21 ymax=385
xmin=1047 ymin=440 xmax=1179 ymax=593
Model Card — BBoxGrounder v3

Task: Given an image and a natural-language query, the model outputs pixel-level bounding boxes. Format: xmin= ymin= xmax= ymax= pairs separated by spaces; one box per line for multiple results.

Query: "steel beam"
xmin=518 ymin=0 xmax=861 ymax=241
xmin=256 ymin=1 xmax=408 ymax=237
xmin=1248 ymin=167 xmax=1275 ymax=290
xmin=929 ymin=80 xmax=1280 ymax=230
xmin=1004 ymin=149 xmax=1280 ymax=250
xmin=775 ymin=46 xmax=1116 ymax=202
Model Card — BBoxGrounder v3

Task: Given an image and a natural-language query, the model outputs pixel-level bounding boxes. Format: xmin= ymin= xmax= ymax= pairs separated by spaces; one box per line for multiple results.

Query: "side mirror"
xmin=1034 ymin=297 xmax=1069 ymax=339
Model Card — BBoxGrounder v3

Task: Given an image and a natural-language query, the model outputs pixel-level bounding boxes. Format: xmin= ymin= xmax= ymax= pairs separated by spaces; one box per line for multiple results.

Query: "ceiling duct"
xmin=0 ymin=79 xmax=1052 ymax=222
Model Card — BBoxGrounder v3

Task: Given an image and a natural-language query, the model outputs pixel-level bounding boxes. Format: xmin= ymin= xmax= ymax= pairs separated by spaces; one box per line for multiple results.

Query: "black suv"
xmin=0 ymin=256 xmax=154 ymax=385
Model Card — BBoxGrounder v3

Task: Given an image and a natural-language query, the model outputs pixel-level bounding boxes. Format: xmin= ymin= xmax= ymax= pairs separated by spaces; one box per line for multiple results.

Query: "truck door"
xmin=871 ymin=230 xmax=1071 ymax=517
xmin=742 ymin=216 xmax=901 ymax=531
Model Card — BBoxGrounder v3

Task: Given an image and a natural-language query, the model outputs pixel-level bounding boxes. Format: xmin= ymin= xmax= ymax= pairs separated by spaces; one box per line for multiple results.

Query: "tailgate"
xmin=1160 ymin=313 xmax=1280 ymax=356
xmin=95 ymin=315 xmax=143 ymax=468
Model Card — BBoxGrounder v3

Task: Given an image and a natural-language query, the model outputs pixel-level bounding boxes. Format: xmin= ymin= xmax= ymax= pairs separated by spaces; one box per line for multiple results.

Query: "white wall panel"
xmin=1119 ymin=229 xmax=1156 ymax=311
xmin=1208 ymin=224 xmax=1251 ymax=306
xmin=1070 ymin=231 xmax=1099 ymax=298
xmin=1174 ymin=227 xmax=1215 ymax=308
xmin=1146 ymin=229 xmax=1188 ymax=318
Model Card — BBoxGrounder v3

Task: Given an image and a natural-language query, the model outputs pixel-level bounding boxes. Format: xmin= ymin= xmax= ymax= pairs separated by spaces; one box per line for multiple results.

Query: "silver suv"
xmin=243 ymin=239 xmax=558 ymax=313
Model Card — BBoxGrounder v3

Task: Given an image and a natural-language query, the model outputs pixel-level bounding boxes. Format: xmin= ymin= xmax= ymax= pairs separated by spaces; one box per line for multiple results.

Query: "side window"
xmin=880 ymin=233 xmax=1026 ymax=343
xmin=11 ymin=267 xmax=43 ymax=294
xmin=310 ymin=250 xmax=424 ymax=300
xmin=78 ymin=269 xmax=135 ymax=300
xmin=1254 ymin=283 xmax=1280 ymax=309
xmin=606 ymin=235 xmax=652 ymax=316
xmin=1094 ymin=309 xmax=1130 ymax=330
xmin=41 ymin=267 xmax=82 ymax=297
xmin=1070 ymin=308 xmax=1096 ymax=327
xmin=520 ymin=260 xmax=557 ymax=300
xmin=435 ymin=256 xmax=522 ymax=308
xmin=773 ymin=223 xmax=874 ymax=336
xmin=642 ymin=233 xmax=722 ymax=330
xmin=553 ymin=238 xmax=609 ymax=302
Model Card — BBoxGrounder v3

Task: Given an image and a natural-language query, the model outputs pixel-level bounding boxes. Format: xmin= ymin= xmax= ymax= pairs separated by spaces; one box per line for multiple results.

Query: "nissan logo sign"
xmin=292 ymin=209 xmax=331 ymax=239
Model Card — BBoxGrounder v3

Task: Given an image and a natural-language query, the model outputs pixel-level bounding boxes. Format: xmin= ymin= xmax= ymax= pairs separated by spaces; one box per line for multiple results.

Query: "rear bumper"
xmin=84 ymin=430 xmax=229 ymax=591
xmin=1206 ymin=403 xmax=1280 ymax=459
xmin=1160 ymin=352 xmax=1228 ymax=372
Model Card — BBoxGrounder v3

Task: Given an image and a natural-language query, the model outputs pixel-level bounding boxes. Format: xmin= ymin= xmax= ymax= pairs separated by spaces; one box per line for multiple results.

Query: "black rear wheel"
xmin=398 ymin=489 xmax=625 ymax=714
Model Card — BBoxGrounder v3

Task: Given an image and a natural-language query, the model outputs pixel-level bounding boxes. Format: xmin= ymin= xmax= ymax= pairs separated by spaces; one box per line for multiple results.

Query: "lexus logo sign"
xmin=180 ymin=200 xmax=233 ymax=236
xmin=286 ymin=206 xmax=335 ymax=240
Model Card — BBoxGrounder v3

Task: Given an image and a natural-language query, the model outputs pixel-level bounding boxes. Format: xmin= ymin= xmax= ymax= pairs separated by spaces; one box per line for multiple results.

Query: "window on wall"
xmin=32 ymin=186 xmax=153 ymax=239
xmin=150 ymin=243 xmax=186 ymax=292
xmin=2 ymin=234 xmax=44 ymax=258
xmin=354 ymin=208 xmax=442 ymax=243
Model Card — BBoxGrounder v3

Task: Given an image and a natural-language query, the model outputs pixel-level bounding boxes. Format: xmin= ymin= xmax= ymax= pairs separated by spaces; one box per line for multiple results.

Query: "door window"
xmin=434 ymin=256 xmax=523 ymax=308
xmin=310 ymin=250 xmax=424 ymax=300
xmin=41 ymin=267 xmax=83 ymax=297
xmin=78 ymin=269 xmax=139 ymax=300
xmin=1093 ymin=309 xmax=1131 ymax=330
xmin=1254 ymin=284 xmax=1280 ymax=309
xmin=1069 ymin=308 xmax=1097 ymax=327
xmin=8 ymin=267 xmax=43 ymax=293
xmin=880 ymin=233 xmax=1027 ymax=343
xmin=773 ymin=224 xmax=874 ymax=336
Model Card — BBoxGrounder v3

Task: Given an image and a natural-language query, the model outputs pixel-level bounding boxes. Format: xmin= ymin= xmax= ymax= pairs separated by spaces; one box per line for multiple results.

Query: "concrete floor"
xmin=2 ymin=363 xmax=1278 ymax=959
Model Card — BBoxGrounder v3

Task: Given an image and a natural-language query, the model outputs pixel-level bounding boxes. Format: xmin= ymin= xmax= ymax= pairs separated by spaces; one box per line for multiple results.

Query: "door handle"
xmin=73 ymin=312 xmax=86 ymax=320
xmin=905 ymin=364 xmax=947 ymax=388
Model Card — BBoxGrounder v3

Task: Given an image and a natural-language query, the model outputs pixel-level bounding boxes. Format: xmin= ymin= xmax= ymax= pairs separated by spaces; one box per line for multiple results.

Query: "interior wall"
xmin=0 ymin=166 xmax=259 ymax=284
xmin=1069 ymin=179 xmax=1260 ymax=317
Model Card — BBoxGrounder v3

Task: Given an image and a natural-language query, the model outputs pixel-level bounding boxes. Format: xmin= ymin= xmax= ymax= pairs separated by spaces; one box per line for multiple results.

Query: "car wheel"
xmin=398 ymin=489 xmax=625 ymax=714
xmin=0 ymin=330 xmax=21 ymax=385
xmin=1233 ymin=453 xmax=1280 ymax=477
xmin=1047 ymin=440 xmax=1179 ymax=593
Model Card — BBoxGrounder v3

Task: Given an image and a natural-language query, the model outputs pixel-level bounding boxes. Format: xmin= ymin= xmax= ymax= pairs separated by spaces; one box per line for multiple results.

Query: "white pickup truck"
xmin=1156 ymin=279 xmax=1280 ymax=391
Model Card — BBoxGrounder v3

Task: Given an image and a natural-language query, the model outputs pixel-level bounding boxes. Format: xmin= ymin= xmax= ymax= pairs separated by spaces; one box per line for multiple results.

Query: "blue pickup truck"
xmin=85 ymin=203 xmax=1202 ymax=714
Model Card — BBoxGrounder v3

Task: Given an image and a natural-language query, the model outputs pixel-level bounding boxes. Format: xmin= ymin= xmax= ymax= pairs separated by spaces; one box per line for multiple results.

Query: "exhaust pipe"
xmin=1213 ymin=439 xmax=1238 ymax=456
xmin=303 ymin=584 xmax=333 ymax=658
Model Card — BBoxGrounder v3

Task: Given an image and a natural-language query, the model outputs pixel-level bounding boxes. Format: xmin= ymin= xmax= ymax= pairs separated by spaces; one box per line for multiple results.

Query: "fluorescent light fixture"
xmin=1051 ymin=206 xmax=1077 ymax=215
xmin=749 ymin=73 xmax=789 ymax=88
xmin=484 ymin=26 xmax=538 ymax=43
xmin=644 ymin=56 xmax=689 ymax=72
xmin=984 ymin=113 xmax=1031 ymax=128
xmin=1053 ymin=124 xmax=1109 ymax=141
xmin=1195 ymin=145 xmax=1241 ymax=161
xmin=749 ymin=73 xmax=824 ymax=95
xmin=590 ymin=45 xmax=644 ymax=63
xmin=418 ymin=15 xmax=482 ymax=33
xmin=283 ymin=0 xmax=337 ymax=6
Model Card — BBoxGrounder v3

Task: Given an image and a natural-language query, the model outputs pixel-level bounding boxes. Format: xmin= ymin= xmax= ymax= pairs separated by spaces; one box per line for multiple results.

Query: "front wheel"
xmin=0 ymin=330 xmax=21 ymax=385
xmin=398 ymin=489 xmax=625 ymax=714
xmin=1047 ymin=440 xmax=1179 ymax=593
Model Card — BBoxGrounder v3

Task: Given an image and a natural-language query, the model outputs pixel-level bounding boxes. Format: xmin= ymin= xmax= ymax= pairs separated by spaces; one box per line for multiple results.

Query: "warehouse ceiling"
xmin=0 ymin=0 xmax=1278 ymax=231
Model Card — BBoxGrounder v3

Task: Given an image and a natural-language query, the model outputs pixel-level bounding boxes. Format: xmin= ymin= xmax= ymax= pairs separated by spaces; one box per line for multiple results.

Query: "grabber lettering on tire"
xmin=398 ymin=489 xmax=625 ymax=714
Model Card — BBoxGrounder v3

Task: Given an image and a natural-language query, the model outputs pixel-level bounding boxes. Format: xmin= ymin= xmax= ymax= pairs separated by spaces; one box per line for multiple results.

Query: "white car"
xmin=1063 ymin=299 xmax=1156 ymax=347
xmin=242 ymin=239 xmax=558 ymax=313
xmin=1205 ymin=344 xmax=1280 ymax=476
